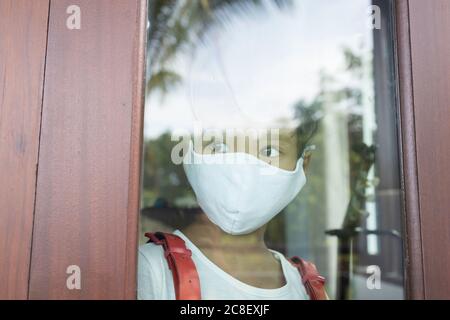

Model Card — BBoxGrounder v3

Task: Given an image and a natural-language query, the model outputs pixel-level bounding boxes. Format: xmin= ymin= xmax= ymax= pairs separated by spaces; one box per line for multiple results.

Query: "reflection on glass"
xmin=139 ymin=0 xmax=404 ymax=300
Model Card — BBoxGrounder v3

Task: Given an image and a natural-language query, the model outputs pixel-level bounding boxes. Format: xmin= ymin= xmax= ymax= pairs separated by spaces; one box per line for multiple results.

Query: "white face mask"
xmin=183 ymin=141 xmax=307 ymax=235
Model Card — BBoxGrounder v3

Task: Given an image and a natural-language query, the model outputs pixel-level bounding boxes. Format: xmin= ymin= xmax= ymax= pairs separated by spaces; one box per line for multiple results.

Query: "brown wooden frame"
xmin=27 ymin=0 xmax=147 ymax=299
xmin=395 ymin=0 xmax=425 ymax=300
xmin=0 ymin=0 xmax=50 ymax=299
xmin=1 ymin=0 xmax=450 ymax=300
xmin=395 ymin=0 xmax=450 ymax=299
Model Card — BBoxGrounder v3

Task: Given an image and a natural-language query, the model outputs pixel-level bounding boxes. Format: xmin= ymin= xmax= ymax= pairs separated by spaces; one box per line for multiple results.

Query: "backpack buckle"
xmin=163 ymin=247 xmax=193 ymax=272
xmin=164 ymin=247 xmax=193 ymax=259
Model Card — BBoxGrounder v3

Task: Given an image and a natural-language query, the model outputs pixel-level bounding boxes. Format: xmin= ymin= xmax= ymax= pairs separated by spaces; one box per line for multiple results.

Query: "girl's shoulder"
xmin=138 ymin=241 xmax=167 ymax=271
xmin=138 ymin=230 xmax=188 ymax=268
xmin=138 ymin=241 xmax=174 ymax=299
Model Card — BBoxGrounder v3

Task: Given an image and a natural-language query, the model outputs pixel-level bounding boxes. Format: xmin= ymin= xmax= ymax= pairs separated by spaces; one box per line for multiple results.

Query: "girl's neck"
xmin=180 ymin=215 xmax=268 ymax=252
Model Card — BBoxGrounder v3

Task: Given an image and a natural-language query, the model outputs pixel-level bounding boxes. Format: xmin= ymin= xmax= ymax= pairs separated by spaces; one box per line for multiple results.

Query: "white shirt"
xmin=138 ymin=230 xmax=309 ymax=300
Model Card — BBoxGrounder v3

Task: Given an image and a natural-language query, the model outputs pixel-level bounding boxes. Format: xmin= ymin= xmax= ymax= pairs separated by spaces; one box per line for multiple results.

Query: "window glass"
xmin=139 ymin=0 xmax=404 ymax=300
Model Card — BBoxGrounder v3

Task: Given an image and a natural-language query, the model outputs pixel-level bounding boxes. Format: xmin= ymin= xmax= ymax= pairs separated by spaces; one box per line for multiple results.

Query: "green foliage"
xmin=141 ymin=133 xmax=195 ymax=208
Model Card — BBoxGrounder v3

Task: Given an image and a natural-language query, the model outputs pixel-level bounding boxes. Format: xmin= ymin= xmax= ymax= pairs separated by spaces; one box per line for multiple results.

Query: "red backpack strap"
xmin=289 ymin=256 xmax=328 ymax=300
xmin=145 ymin=232 xmax=201 ymax=300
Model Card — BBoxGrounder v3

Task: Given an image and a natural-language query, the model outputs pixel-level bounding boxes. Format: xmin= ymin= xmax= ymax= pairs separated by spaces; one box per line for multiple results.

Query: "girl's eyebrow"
xmin=277 ymin=130 xmax=297 ymax=140
xmin=279 ymin=132 xmax=297 ymax=143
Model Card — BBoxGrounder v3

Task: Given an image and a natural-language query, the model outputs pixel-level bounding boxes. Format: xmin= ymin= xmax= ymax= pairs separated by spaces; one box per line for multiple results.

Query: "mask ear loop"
xmin=288 ymin=145 xmax=316 ymax=175
xmin=301 ymin=145 xmax=317 ymax=159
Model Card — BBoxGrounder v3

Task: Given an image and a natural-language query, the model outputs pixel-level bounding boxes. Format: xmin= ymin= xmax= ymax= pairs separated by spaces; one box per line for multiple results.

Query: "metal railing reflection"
xmin=326 ymin=227 xmax=402 ymax=300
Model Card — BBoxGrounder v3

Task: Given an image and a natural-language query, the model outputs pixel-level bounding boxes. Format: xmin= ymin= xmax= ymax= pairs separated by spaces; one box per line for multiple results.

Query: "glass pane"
xmin=139 ymin=0 xmax=404 ymax=300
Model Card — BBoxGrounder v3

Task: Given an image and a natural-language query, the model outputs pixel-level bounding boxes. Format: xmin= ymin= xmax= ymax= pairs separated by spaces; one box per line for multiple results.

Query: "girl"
xmin=138 ymin=129 xmax=326 ymax=300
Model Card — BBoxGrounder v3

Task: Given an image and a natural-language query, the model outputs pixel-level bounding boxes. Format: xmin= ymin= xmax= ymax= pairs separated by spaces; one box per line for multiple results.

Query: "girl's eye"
xmin=260 ymin=146 xmax=280 ymax=158
xmin=210 ymin=142 xmax=228 ymax=154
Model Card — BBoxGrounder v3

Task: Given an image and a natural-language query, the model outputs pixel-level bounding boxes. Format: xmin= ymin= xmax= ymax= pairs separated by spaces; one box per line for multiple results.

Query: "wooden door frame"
xmin=2 ymin=0 xmax=450 ymax=300
xmin=395 ymin=0 xmax=450 ymax=299
xmin=395 ymin=0 xmax=425 ymax=300
xmin=0 ymin=0 xmax=147 ymax=300
xmin=0 ymin=0 xmax=51 ymax=299
xmin=26 ymin=0 xmax=147 ymax=299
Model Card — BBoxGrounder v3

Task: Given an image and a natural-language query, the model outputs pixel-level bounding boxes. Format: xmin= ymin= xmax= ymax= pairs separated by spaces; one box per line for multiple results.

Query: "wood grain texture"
xmin=407 ymin=0 xmax=450 ymax=299
xmin=29 ymin=0 xmax=146 ymax=299
xmin=125 ymin=0 xmax=147 ymax=300
xmin=394 ymin=0 xmax=425 ymax=300
xmin=0 ymin=0 xmax=50 ymax=299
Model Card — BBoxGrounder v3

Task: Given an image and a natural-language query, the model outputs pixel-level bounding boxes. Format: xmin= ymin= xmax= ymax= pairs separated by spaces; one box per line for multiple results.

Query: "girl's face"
xmin=195 ymin=128 xmax=311 ymax=172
